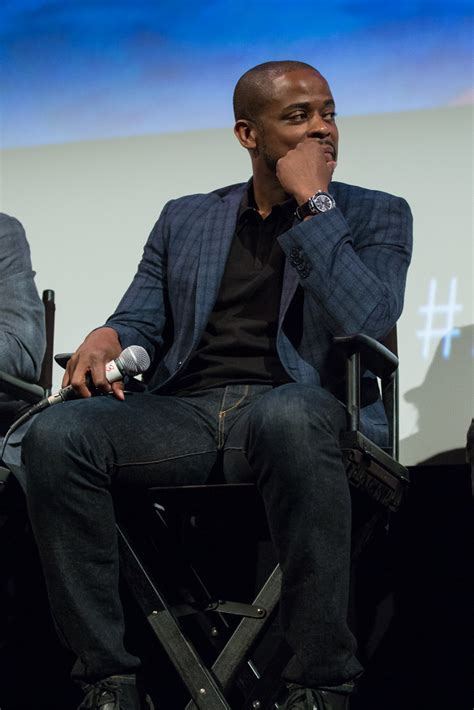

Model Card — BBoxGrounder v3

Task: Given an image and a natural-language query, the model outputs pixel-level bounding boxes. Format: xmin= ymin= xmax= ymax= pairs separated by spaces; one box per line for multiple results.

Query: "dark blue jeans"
xmin=22 ymin=383 xmax=363 ymax=688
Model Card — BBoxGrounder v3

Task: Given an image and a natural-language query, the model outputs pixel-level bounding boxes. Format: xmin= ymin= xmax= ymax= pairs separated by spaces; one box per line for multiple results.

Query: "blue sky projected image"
xmin=2 ymin=0 xmax=473 ymax=147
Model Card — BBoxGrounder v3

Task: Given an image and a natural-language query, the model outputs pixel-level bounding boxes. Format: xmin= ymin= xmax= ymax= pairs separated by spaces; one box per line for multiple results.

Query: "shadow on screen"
xmin=400 ymin=323 xmax=473 ymax=465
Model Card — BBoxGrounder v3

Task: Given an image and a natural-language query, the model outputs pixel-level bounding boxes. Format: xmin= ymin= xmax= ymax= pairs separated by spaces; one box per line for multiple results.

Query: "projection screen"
xmin=1 ymin=1 xmax=473 ymax=465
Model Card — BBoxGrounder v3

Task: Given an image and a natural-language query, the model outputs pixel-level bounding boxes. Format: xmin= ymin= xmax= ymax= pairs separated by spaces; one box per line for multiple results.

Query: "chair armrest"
xmin=333 ymin=333 xmax=398 ymax=380
xmin=333 ymin=333 xmax=400 ymax=457
xmin=54 ymin=353 xmax=73 ymax=369
xmin=0 ymin=369 xmax=45 ymax=404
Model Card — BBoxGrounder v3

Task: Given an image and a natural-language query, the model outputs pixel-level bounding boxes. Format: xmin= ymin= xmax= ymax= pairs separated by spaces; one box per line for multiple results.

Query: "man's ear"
xmin=234 ymin=119 xmax=258 ymax=150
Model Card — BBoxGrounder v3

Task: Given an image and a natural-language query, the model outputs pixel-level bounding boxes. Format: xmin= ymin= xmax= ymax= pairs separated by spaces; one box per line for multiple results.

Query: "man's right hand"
xmin=62 ymin=327 xmax=125 ymax=400
xmin=276 ymin=138 xmax=336 ymax=206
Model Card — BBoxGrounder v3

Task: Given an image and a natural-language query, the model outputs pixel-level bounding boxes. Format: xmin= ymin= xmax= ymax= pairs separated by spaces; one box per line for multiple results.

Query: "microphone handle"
xmin=44 ymin=358 xmax=127 ymax=408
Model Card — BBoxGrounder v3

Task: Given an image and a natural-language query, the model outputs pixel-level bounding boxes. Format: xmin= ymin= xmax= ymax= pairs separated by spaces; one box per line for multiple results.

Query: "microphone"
xmin=36 ymin=345 xmax=151 ymax=411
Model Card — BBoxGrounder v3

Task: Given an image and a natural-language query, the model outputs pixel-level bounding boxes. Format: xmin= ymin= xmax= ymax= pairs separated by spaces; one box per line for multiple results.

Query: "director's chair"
xmin=110 ymin=330 xmax=409 ymax=710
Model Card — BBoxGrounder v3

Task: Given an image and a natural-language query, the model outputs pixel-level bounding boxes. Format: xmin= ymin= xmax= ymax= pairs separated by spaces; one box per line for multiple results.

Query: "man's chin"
xmin=327 ymin=160 xmax=337 ymax=178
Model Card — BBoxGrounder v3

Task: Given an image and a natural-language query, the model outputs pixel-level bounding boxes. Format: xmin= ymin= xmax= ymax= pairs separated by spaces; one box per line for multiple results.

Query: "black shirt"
xmin=170 ymin=185 xmax=295 ymax=394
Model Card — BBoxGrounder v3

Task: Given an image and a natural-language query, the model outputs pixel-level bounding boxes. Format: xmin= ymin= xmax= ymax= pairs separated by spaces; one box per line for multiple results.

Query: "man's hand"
xmin=276 ymin=139 xmax=337 ymax=205
xmin=62 ymin=327 xmax=125 ymax=400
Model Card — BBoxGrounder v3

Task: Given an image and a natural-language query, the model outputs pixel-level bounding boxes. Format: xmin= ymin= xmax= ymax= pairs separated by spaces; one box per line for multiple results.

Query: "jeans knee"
xmin=250 ymin=384 xmax=345 ymax=443
xmin=22 ymin=400 xmax=106 ymax=493
xmin=246 ymin=384 xmax=350 ymax=505
xmin=23 ymin=406 xmax=69 ymax=461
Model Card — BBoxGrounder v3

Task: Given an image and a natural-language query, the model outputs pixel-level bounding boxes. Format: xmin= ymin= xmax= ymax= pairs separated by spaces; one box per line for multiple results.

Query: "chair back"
xmin=381 ymin=326 xmax=399 ymax=460
xmin=37 ymin=289 xmax=55 ymax=395
xmin=381 ymin=326 xmax=398 ymax=358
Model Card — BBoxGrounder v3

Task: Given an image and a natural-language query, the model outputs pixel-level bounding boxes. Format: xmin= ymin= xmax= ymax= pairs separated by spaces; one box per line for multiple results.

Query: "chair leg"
xmin=201 ymin=564 xmax=285 ymax=710
xmin=213 ymin=565 xmax=281 ymax=690
xmin=117 ymin=523 xmax=232 ymax=709
xmin=119 ymin=516 xmax=283 ymax=709
xmin=189 ymin=565 xmax=282 ymax=703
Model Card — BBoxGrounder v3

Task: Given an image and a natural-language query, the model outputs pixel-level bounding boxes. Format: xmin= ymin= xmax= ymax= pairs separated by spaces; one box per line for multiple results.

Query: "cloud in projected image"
xmin=2 ymin=0 xmax=473 ymax=147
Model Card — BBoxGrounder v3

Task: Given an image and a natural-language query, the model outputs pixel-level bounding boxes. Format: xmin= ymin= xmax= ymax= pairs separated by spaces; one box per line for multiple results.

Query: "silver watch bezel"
xmin=309 ymin=191 xmax=336 ymax=214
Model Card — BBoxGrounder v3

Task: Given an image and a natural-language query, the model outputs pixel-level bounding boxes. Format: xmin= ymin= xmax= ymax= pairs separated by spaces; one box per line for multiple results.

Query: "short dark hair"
xmin=233 ymin=60 xmax=320 ymax=122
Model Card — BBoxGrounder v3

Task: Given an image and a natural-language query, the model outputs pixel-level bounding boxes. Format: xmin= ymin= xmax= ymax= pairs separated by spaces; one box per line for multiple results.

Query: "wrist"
xmin=294 ymin=190 xmax=336 ymax=221
xmin=85 ymin=327 xmax=122 ymax=353
xmin=87 ymin=326 xmax=120 ymax=342
xmin=294 ymin=185 xmax=329 ymax=206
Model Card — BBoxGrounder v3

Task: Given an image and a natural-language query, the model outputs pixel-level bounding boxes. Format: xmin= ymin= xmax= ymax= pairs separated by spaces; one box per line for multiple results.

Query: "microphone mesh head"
xmin=118 ymin=346 xmax=151 ymax=376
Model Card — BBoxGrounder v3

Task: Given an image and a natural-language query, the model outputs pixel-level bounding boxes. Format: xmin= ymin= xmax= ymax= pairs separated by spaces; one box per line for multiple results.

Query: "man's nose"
xmin=306 ymin=114 xmax=330 ymax=138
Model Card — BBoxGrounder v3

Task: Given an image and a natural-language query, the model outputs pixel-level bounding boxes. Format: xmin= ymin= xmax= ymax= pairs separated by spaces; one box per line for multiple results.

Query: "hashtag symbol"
xmin=417 ymin=277 xmax=463 ymax=359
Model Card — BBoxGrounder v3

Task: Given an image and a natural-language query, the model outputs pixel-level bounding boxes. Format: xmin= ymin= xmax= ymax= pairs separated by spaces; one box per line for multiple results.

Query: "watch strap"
xmin=295 ymin=200 xmax=315 ymax=221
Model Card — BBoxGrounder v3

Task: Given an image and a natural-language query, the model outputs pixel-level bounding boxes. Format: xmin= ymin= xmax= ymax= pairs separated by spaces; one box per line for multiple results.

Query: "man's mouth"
xmin=321 ymin=142 xmax=335 ymax=159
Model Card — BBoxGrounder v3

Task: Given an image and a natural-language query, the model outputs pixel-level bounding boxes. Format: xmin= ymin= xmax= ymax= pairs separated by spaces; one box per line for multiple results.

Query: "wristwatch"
xmin=295 ymin=191 xmax=336 ymax=220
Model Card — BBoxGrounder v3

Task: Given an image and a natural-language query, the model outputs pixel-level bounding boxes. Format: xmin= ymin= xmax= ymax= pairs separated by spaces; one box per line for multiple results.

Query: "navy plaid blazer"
xmin=106 ymin=180 xmax=412 ymax=444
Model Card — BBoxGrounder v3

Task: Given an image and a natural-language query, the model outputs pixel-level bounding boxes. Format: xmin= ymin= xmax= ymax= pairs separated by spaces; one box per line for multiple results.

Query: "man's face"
xmin=255 ymin=68 xmax=339 ymax=174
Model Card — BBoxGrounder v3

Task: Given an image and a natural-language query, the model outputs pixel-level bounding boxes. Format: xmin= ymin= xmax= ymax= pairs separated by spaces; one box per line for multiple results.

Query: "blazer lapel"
xmin=193 ymin=185 xmax=246 ymax=343
xmin=278 ymin=217 xmax=300 ymax=327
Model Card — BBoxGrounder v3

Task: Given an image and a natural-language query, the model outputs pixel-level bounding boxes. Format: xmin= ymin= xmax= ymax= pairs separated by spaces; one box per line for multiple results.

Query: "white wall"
xmin=1 ymin=104 xmax=472 ymax=464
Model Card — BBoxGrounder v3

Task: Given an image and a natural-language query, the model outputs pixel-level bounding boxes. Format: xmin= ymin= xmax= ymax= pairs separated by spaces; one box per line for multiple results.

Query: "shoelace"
xmin=79 ymin=678 xmax=120 ymax=709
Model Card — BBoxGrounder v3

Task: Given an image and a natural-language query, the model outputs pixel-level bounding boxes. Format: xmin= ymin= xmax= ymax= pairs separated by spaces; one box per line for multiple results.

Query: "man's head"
xmin=233 ymin=61 xmax=338 ymax=178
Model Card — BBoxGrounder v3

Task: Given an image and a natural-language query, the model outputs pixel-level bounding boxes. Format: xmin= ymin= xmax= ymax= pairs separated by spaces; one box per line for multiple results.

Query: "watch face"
xmin=296 ymin=192 xmax=336 ymax=220
xmin=313 ymin=193 xmax=335 ymax=212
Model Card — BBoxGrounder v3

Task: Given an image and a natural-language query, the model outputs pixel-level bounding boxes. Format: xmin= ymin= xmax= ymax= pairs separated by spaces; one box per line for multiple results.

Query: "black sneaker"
xmin=283 ymin=683 xmax=350 ymax=710
xmin=78 ymin=674 xmax=152 ymax=710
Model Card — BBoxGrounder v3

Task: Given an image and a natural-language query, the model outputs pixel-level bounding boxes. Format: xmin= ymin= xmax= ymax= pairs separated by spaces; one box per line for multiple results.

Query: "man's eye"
xmin=288 ymin=112 xmax=306 ymax=121
xmin=323 ymin=112 xmax=337 ymax=122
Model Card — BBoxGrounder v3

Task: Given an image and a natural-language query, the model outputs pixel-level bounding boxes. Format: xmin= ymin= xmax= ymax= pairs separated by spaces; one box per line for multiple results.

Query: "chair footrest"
xmin=209 ymin=600 xmax=266 ymax=618
xmin=173 ymin=600 xmax=266 ymax=619
xmin=341 ymin=431 xmax=410 ymax=512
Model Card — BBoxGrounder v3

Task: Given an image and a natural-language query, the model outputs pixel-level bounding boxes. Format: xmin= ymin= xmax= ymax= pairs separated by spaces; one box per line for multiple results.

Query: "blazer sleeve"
xmin=104 ymin=201 xmax=173 ymax=360
xmin=0 ymin=214 xmax=46 ymax=381
xmin=278 ymin=190 xmax=413 ymax=339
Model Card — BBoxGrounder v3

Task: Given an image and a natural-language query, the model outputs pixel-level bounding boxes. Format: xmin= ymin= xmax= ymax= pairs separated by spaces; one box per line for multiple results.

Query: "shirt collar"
xmin=237 ymin=178 xmax=296 ymax=225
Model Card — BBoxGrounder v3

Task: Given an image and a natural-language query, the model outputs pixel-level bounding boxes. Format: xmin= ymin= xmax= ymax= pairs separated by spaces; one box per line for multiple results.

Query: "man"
xmin=22 ymin=61 xmax=412 ymax=710
xmin=0 ymin=213 xmax=46 ymax=466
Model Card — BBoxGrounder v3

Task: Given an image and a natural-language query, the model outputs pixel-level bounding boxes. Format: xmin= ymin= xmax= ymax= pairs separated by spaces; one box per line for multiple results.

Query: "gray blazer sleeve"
xmin=0 ymin=213 xmax=46 ymax=381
